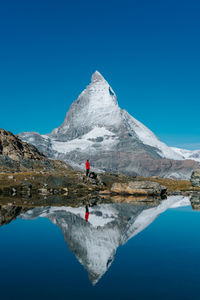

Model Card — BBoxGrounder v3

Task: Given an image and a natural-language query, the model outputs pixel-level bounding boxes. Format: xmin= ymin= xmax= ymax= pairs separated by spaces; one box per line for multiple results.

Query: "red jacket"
xmin=86 ymin=161 xmax=90 ymax=170
xmin=85 ymin=212 xmax=89 ymax=222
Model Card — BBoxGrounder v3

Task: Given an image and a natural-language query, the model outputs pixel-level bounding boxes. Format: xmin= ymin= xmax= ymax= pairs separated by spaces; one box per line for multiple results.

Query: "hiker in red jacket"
xmin=86 ymin=159 xmax=90 ymax=176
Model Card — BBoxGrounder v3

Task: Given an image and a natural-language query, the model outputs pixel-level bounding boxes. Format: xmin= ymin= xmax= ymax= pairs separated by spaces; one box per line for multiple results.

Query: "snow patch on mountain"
xmin=83 ymin=126 xmax=115 ymax=139
xmin=51 ymin=126 xmax=117 ymax=154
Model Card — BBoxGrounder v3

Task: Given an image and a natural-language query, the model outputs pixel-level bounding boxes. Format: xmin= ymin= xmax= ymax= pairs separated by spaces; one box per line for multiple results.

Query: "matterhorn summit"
xmin=19 ymin=70 xmax=200 ymax=178
xmin=51 ymin=70 xmax=121 ymax=139
xmin=91 ymin=70 xmax=104 ymax=81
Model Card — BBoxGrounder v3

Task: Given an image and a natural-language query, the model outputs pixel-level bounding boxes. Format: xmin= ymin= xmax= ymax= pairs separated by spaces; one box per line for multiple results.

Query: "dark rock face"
xmin=190 ymin=170 xmax=200 ymax=187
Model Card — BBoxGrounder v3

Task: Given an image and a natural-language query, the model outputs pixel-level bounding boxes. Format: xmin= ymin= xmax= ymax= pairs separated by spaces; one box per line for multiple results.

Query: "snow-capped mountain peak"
xmin=50 ymin=71 xmax=121 ymax=138
xmin=18 ymin=71 xmax=200 ymax=178
xmin=91 ymin=70 xmax=106 ymax=82
xmin=84 ymin=70 xmax=118 ymax=109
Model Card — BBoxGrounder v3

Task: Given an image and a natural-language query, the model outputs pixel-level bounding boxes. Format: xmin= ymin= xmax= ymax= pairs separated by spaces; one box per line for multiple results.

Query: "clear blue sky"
xmin=0 ymin=0 xmax=200 ymax=149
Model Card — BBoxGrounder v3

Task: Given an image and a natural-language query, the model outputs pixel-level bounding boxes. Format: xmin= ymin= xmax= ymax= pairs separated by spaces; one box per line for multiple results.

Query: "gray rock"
xmin=111 ymin=181 xmax=167 ymax=197
xmin=38 ymin=188 xmax=50 ymax=195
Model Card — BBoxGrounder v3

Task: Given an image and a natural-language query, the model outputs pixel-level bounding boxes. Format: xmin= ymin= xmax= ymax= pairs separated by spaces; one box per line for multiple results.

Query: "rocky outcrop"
xmin=190 ymin=170 xmax=200 ymax=187
xmin=110 ymin=181 xmax=167 ymax=197
xmin=0 ymin=128 xmax=49 ymax=173
xmin=0 ymin=129 xmax=46 ymax=161
xmin=0 ymin=129 xmax=73 ymax=173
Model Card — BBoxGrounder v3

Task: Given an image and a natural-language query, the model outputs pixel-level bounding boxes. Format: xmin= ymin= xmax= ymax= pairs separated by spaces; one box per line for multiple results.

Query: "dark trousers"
xmin=86 ymin=169 xmax=90 ymax=176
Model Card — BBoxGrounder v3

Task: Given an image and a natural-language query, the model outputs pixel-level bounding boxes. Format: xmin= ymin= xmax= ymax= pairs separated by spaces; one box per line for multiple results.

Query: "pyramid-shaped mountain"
xmin=19 ymin=71 xmax=200 ymax=178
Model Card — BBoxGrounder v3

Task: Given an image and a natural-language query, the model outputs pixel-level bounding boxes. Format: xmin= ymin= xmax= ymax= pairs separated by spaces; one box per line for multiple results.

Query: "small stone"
xmin=63 ymin=187 xmax=68 ymax=195
xmin=38 ymin=188 xmax=49 ymax=195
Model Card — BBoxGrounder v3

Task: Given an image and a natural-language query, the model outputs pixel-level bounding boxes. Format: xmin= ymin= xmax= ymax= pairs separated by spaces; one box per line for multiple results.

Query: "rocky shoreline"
xmin=0 ymin=168 xmax=200 ymax=203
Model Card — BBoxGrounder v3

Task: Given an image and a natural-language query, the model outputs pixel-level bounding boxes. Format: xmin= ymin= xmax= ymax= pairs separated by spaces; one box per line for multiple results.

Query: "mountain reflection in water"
xmin=9 ymin=195 xmax=190 ymax=284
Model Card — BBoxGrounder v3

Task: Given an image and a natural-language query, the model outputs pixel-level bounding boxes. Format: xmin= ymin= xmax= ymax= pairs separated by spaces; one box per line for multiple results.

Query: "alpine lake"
xmin=0 ymin=194 xmax=200 ymax=300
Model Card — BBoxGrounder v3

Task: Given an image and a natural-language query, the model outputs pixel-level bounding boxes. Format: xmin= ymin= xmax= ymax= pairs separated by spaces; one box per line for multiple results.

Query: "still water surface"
xmin=0 ymin=196 xmax=200 ymax=300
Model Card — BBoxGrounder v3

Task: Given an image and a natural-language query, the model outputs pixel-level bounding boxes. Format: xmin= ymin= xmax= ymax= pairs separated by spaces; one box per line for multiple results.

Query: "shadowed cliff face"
xmin=19 ymin=196 xmax=191 ymax=284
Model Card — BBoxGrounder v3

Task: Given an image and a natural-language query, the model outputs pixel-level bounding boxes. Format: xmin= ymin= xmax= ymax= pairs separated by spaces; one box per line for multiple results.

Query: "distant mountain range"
xmin=19 ymin=71 xmax=200 ymax=178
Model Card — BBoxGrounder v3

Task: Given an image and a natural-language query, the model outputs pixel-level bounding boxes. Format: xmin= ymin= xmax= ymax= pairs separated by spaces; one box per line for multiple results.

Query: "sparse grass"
xmin=137 ymin=177 xmax=200 ymax=192
xmin=0 ymin=169 xmax=200 ymax=197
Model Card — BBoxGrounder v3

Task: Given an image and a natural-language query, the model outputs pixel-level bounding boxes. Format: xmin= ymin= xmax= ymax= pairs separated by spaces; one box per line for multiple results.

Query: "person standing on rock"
xmin=86 ymin=160 xmax=90 ymax=176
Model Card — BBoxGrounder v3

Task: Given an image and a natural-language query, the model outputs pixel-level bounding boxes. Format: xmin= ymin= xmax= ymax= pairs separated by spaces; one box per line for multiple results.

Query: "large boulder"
xmin=190 ymin=169 xmax=200 ymax=187
xmin=110 ymin=181 xmax=167 ymax=197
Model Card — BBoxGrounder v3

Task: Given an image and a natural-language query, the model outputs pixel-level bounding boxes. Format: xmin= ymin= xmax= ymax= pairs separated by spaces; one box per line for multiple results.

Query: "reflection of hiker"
xmin=85 ymin=205 xmax=89 ymax=222
xmin=86 ymin=160 xmax=90 ymax=176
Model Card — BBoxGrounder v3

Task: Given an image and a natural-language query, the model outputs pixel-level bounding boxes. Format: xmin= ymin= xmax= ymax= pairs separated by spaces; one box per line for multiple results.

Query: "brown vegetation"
xmin=137 ymin=177 xmax=200 ymax=192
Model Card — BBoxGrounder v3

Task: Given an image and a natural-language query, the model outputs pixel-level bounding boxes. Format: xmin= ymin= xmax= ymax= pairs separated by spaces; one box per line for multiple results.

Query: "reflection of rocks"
xmin=105 ymin=195 xmax=160 ymax=203
xmin=190 ymin=170 xmax=200 ymax=187
xmin=190 ymin=193 xmax=200 ymax=211
xmin=0 ymin=205 xmax=29 ymax=226
xmin=20 ymin=196 xmax=190 ymax=284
